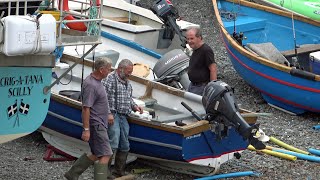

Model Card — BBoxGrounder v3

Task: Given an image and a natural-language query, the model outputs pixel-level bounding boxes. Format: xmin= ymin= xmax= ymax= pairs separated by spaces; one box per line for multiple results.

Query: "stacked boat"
xmin=256 ymin=0 xmax=320 ymax=21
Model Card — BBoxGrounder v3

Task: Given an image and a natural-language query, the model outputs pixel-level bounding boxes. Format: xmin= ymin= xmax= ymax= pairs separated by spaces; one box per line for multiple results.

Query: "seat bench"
xmin=281 ymin=44 xmax=320 ymax=58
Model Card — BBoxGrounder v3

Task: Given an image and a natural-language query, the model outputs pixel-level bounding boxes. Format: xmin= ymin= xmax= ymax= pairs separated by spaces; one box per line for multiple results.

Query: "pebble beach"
xmin=1 ymin=0 xmax=320 ymax=179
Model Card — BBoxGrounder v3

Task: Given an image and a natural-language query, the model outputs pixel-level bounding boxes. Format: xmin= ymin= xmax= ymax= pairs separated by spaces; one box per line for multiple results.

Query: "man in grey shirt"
xmin=64 ymin=57 xmax=113 ymax=180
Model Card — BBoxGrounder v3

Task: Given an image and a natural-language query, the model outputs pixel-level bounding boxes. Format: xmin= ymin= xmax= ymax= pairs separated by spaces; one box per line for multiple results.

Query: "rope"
xmin=87 ymin=0 xmax=99 ymax=36
xmin=53 ymin=46 xmax=64 ymax=62
xmin=39 ymin=0 xmax=51 ymax=11
xmin=219 ymin=8 xmax=238 ymax=21
xmin=20 ymin=14 xmax=43 ymax=54
xmin=219 ymin=1 xmax=242 ymax=22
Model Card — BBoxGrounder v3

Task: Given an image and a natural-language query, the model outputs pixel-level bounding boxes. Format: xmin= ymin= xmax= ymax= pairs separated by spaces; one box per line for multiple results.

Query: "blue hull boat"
xmin=40 ymin=54 xmax=261 ymax=176
xmin=213 ymin=0 xmax=320 ymax=114
xmin=0 ymin=57 xmax=53 ymax=144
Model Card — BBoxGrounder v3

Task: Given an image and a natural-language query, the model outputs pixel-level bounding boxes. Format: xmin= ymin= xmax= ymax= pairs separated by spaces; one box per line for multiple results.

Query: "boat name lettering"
xmin=314 ymin=10 xmax=320 ymax=15
xmin=186 ymin=133 xmax=201 ymax=140
xmin=305 ymin=2 xmax=320 ymax=9
xmin=8 ymin=86 xmax=33 ymax=97
xmin=0 ymin=75 xmax=43 ymax=87
xmin=157 ymin=4 xmax=165 ymax=10
xmin=165 ymin=53 xmax=184 ymax=65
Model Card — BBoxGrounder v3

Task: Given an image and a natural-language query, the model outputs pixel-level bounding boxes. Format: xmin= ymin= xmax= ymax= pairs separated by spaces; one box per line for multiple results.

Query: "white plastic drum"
xmin=0 ymin=14 xmax=56 ymax=56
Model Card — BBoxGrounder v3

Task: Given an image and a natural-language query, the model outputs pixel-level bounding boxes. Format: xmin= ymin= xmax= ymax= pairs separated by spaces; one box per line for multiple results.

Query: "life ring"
xmin=58 ymin=0 xmax=100 ymax=31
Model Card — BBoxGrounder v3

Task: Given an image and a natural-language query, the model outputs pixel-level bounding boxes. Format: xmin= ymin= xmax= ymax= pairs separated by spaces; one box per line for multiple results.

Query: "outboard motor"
xmin=153 ymin=49 xmax=190 ymax=89
xmin=202 ymin=80 xmax=266 ymax=150
xmin=151 ymin=0 xmax=187 ymax=48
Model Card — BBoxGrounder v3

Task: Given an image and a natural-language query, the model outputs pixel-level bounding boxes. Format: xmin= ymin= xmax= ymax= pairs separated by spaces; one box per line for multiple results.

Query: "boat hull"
xmin=43 ymin=94 xmax=249 ymax=167
xmin=223 ymin=37 xmax=320 ymax=114
xmin=262 ymin=0 xmax=320 ymax=21
xmin=215 ymin=0 xmax=320 ymax=114
xmin=0 ymin=67 xmax=52 ymax=143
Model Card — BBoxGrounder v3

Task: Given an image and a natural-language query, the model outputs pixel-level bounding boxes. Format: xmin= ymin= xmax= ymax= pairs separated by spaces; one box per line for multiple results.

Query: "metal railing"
xmin=53 ymin=0 xmax=103 ymax=46
xmin=0 ymin=0 xmax=43 ymax=16
xmin=0 ymin=0 xmax=103 ymax=46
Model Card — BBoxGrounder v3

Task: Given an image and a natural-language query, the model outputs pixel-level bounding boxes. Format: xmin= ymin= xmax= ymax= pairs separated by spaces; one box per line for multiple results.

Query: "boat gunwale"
xmin=50 ymin=92 xmax=211 ymax=137
xmin=212 ymin=0 xmax=320 ymax=82
xmin=101 ymin=21 xmax=159 ymax=34
xmin=102 ymin=1 xmax=163 ymax=24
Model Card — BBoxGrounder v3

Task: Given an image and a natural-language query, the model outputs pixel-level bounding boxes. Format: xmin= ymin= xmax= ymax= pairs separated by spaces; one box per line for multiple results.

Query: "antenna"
xmin=231 ymin=0 xmax=245 ymax=46
xmin=289 ymin=0 xmax=301 ymax=69
xmin=291 ymin=13 xmax=298 ymax=56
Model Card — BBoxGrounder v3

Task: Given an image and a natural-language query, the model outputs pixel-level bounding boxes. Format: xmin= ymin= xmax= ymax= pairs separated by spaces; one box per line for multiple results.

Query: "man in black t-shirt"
xmin=186 ymin=27 xmax=217 ymax=95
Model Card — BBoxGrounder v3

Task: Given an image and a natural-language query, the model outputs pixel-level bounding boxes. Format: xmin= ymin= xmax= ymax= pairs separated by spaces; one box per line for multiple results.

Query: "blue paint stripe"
xmin=101 ymin=31 xmax=162 ymax=59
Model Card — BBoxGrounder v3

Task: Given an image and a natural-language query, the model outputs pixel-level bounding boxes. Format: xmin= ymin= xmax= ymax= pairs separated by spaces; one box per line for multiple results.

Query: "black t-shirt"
xmin=188 ymin=43 xmax=215 ymax=83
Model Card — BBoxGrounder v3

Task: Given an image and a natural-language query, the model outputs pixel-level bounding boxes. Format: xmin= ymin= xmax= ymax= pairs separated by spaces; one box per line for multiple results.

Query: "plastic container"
xmin=309 ymin=51 xmax=320 ymax=75
xmin=0 ymin=14 xmax=56 ymax=56
xmin=133 ymin=98 xmax=146 ymax=107
xmin=40 ymin=11 xmax=60 ymax=33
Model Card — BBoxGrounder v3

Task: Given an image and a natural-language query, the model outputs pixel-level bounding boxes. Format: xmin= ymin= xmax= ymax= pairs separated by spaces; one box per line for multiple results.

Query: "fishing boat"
xmin=0 ymin=0 xmax=55 ymax=144
xmin=56 ymin=0 xmax=198 ymax=60
xmin=213 ymin=0 xmax=320 ymax=115
xmin=40 ymin=52 xmax=266 ymax=176
xmin=100 ymin=0 xmax=196 ymax=55
xmin=255 ymin=0 xmax=320 ymax=21
xmin=50 ymin=0 xmax=198 ymax=82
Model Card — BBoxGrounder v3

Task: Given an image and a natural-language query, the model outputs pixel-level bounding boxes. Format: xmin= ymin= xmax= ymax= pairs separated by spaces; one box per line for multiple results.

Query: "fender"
xmin=58 ymin=0 xmax=101 ymax=31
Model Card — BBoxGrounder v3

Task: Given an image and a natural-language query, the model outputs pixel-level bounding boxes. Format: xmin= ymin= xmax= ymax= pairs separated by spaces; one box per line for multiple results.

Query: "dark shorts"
xmin=188 ymin=82 xmax=207 ymax=96
xmin=89 ymin=124 xmax=113 ymax=158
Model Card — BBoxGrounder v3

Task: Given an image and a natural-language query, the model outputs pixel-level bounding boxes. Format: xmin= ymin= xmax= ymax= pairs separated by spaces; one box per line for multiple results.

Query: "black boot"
xmin=113 ymin=151 xmax=129 ymax=177
xmin=64 ymin=153 xmax=94 ymax=180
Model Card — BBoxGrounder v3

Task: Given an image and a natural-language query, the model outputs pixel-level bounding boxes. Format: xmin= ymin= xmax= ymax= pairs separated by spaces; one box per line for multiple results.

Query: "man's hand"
xmin=82 ymin=130 xmax=90 ymax=142
xmin=135 ymin=105 xmax=143 ymax=114
xmin=108 ymin=114 xmax=114 ymax=125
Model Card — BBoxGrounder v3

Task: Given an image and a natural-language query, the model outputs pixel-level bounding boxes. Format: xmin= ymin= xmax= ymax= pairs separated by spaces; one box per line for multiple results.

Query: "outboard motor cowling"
xmin=202 ymin=80 xmax=266 ymax=150
xmin=151 ymin=0 xmax=186 ymax=48
xmin=153 ymin=49 xmax=190 ymax=89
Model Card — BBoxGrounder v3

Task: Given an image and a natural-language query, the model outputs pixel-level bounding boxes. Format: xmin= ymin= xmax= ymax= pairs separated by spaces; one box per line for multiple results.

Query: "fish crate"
xmin=309 ymin=51 xmax=320 ymax=75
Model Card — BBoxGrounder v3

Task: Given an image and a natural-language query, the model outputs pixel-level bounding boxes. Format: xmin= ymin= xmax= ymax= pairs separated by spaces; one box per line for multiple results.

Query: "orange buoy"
xmin=58 ymin=0 xmax=100 ymax=31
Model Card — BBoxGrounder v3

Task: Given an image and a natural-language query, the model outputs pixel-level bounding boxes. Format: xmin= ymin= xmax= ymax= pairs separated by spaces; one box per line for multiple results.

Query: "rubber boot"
xmin=94 ymin=163 xmax=109 ymax=180
xmin=107 ymin=150 xmax=116 ymax=180
xmin=64 ymin=153 xmax=94 ymax=180
xmin=113 ymin=151 xmax=129 ymax=177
